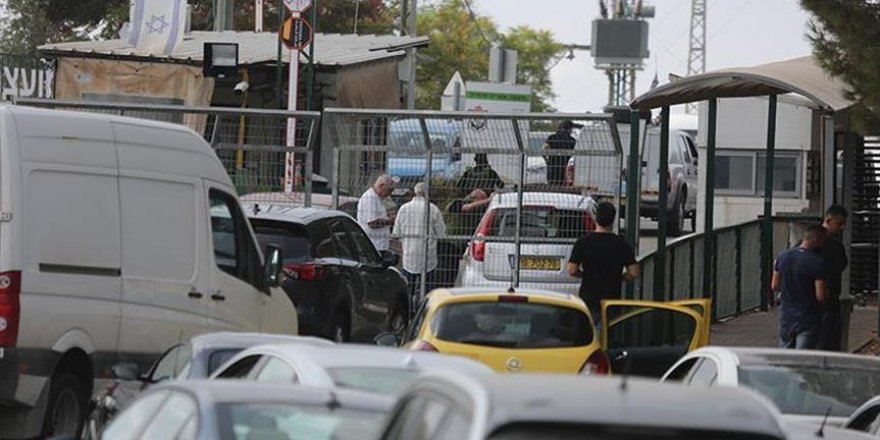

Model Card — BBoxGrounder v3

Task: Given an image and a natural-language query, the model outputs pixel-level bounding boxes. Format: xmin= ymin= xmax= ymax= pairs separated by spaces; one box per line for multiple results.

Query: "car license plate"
xmin=516 ymin=256 xmax=561 ymax=271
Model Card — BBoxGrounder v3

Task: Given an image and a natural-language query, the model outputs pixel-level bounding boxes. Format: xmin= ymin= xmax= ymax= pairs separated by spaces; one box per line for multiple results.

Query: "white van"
xmin=0 ymin=105 xmax=297 ymax=438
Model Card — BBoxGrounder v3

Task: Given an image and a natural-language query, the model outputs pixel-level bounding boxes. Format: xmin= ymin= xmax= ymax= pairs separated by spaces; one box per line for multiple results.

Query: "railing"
xmin=634 ymin=215 xmax=816 ymax=321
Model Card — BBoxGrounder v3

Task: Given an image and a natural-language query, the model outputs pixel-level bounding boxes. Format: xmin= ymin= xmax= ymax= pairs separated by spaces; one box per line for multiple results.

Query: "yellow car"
xmin=376 ymin=287 xmax=710 ymax=377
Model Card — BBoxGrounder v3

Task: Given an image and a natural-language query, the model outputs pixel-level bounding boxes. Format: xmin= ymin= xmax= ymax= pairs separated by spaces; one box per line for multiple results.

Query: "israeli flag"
xmin=127 ymin=0 xmax=187 ymax=55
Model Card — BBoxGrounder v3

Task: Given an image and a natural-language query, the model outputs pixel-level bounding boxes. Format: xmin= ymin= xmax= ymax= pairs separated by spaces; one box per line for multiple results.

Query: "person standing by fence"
xmin=393 ymin=182 xmax=447 ymax=302
xmin=567 ymin=202 xmax=639 ymax=328
xmin=357 ymin=174 xmax=396 ymax=252
xmin=818 ymin=205 xmax=849 ymax=351
xmin=544 ymin=120 xmax=581 ymax=186
xmin=772 ymin=224 xmax=827 ymax=349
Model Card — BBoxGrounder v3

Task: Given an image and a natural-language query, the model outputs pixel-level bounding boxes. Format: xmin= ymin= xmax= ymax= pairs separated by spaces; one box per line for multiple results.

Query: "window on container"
xmin=756 ymin=154 xmax=800 ymax=197
xmin=715 ymin=154 xmax=755 ymax=193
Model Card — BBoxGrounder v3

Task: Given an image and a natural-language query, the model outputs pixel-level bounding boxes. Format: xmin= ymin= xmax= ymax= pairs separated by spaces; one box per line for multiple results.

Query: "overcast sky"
xmin=475 ymin=0 xmax=815 ymax=113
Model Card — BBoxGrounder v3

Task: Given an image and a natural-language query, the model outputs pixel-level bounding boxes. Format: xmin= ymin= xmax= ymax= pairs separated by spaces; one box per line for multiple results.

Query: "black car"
xmin=245 ymin=205 xmax=410 ymax=343
xmin=81 ymin=332 xmax=333 ymax=439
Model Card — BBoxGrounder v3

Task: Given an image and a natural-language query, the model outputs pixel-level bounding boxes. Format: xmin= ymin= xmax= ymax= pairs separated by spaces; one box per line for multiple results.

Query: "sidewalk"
xmin=710 ymin=306 xmax=878 ymax=353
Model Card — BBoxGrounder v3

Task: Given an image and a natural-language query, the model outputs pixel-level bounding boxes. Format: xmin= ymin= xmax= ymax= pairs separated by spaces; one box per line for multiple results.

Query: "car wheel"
xmin=667 ymin=195 xmax=685 ymax=237
xmin=329 ymin=310 xmax=350 ymax=343
xmin=389 ymin=295 xmax=409 ymax=337
xmin=42 ymin=373 xmax=85 ymax=438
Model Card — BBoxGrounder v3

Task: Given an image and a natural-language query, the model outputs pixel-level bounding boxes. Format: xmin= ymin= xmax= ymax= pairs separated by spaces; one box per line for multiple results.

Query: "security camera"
xmin=234 ymin=81 xmax=249 ymax=95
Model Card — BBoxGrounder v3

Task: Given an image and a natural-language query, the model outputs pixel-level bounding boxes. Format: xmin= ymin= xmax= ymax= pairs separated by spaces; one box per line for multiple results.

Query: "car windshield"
xmin=488 ymin=423 xmax=781 ymax=440
xmin=325 ymin=368 xmax=421 ymax=396
xmin=738 ymin=363 xmax=880 ymax=417
xmin=430 ymin=301 xmax=593 ymax=349
xmin=253 ymin=223 xmax=311 ymax=264
xmin=489 ymin=207 xmax=590 ymax=239
xmin=219 ymin=402 xmax=385 ymax=440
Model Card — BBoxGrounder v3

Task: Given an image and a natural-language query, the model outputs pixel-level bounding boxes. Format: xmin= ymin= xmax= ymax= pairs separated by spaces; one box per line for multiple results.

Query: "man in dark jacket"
xmin=457 ymin=153 xmax=503 ymax=195
xmin=818 ymin=205 xmax=849 ymax=351
xmin=544 ymin=120 xmax=581 ymax=185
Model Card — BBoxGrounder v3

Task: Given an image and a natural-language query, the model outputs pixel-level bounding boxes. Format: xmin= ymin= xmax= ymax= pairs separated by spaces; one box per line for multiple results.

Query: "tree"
xmin=801 ymin=0 xmax=880 ymax=125
xmin=499 ymin=26 xmax=563 ymax=112
xmin=415 ymin=0 xmax=564 ymax=111
xmin=415 ymin=0 xmax=498 ymax=109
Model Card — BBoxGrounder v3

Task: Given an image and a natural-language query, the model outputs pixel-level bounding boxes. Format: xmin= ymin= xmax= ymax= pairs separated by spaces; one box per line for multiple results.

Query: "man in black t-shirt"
xmin=567 ymin=202 xmax=639 ymax=327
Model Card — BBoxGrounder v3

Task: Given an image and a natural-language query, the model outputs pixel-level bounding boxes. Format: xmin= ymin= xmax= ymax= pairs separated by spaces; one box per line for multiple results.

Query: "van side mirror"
xmin=112 ymin=362 xmax=140 ymax=381
xmin=380 ymin=250 xmax=399 ymax=268
xmin=264 ymin=244 xmax=284 ymax=288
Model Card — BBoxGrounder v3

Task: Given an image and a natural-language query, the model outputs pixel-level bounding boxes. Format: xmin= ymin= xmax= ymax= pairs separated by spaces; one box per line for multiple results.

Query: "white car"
xmin=211 ymin=343 xmax=492 ymax=396
xmin=456 ymin=191 xmax=598 ymax=294
xmin=661 ymin=347 xmax=880 ymax=427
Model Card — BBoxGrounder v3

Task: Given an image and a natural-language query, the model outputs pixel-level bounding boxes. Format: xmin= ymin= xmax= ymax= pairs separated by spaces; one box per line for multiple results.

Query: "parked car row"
xmin=88 ymin=324 xmax=880 ymax=440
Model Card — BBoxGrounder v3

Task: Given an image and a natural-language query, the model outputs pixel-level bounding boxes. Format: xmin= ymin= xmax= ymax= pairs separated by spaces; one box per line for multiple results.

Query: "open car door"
xmin=668 ymin=299 xmax=712 ymax=346
xmin=601 ymin=299 xmax=710 ymax=378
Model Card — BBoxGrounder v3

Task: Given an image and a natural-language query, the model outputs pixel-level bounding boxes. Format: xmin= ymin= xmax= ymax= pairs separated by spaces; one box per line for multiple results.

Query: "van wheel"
xmin=42 ymin=373 xmax=85 ymax=438
xmin=329 ymin=310 xmax=350 ymax=343
xmin=667 ymin=196 xmax=685 ymax=237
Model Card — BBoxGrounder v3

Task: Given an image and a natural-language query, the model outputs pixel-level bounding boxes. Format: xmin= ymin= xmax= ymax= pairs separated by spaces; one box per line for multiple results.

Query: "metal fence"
xmin=635 ymin=216 xmax=815 ymax=321
xmin=321 ymin=108 xmax=624 ymax=301
xmin=13 ymin=98 xmax=321 ymax=201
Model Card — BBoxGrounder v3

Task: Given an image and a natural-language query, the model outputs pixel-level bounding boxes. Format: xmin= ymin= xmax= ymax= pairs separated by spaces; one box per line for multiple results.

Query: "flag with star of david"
xmin=127 ymin=0 xmax=187 ymax=56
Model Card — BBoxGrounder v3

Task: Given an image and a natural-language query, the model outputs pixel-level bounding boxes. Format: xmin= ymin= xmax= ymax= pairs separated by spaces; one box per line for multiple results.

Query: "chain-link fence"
xmin=14 ymin=98 xmax=320 ymax=202
xmin=322 ymin=108 xmax=623 ymax=304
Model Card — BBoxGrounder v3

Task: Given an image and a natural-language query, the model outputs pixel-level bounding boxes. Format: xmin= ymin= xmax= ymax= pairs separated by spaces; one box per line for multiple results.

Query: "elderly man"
xmin=357 ymin=174 xmax=396 ymax=252
xmin=393 ymin=182 xmax=447 ymax=300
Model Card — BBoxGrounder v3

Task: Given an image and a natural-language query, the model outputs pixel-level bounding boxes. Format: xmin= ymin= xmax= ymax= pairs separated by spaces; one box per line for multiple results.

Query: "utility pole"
xmin=213 ymin=0 xmax=235 ymax=31
xmin=400 ymin=0 xmax=417 ymax=109
xmin=686 ymin=0 xmax=707 ymax=113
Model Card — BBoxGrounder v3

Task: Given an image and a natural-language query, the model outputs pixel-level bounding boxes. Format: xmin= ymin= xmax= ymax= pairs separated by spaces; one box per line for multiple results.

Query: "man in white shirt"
xmin=357 ymin=175 xmax=396 ymax=252
xmin=393 ymin=182 xmax=447 ymax=300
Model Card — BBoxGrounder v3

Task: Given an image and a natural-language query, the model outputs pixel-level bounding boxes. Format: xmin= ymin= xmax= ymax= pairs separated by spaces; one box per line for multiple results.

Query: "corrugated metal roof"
xmin=631 ymin=56 xmax=854 ymax=112
xmin=38 ymin=31 xmax=429 ymax=68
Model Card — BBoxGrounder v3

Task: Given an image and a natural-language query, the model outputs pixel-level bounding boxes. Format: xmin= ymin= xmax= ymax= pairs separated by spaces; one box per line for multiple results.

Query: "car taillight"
xmin=580 ymin=350 xmax=610 ymax=375
xmin=498 ymin=295 xmax=528 ymax=303
xmin=583 ymin=213 xmax=596 ymax=231
xmin=284 ymin=263 xmax=325 ymax=281
xmin=413 ymin=340 xmax=438 ymax=352
xmin=469 ymin=210 xmax=496 ymax=262
xmin=0 ymin=271 xmax=22 ymax=348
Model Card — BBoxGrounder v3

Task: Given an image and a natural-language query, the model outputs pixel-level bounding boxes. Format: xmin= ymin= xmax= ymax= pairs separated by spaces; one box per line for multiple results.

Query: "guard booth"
xmin=626 ymin=56 xmax=878 ymax=346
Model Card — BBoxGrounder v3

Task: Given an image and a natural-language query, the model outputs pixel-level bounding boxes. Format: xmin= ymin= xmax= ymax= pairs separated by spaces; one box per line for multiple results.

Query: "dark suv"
xmin=245 ymin=204 xmax=410 ymax=343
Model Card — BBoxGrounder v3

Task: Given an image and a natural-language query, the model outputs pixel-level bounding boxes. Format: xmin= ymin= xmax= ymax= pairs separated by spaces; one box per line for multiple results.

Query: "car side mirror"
xmin=374 ymin=332 xmax=401 ymax=347
xmin=264 ymin=244 xmax=284 ymax=288
xmin=380 ymin=250 xmax=399 ymax=268
xmin=112 ymin=362 xmax=140 ymax=381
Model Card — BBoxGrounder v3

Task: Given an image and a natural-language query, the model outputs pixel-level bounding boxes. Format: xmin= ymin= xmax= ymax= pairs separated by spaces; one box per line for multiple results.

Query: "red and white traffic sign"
xmin=279 ymin=16 xmax=312 ymax=51
xmin=283 ymin=0 xmax=312 ymax=12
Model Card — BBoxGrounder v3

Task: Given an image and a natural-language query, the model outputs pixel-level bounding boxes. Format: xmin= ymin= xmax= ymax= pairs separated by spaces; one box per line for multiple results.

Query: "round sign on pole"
xmin=279 ymin=16 xmax=312 ymax=51
xmin=283 ymin=0 xmax=312 ymax=12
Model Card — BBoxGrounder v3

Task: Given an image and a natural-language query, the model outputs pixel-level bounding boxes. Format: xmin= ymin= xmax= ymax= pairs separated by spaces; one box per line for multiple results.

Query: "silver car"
xmin=456 ymin=191 xmax=598 ymax=295
xmin=377 ymin=371 xmax=789 ymax=440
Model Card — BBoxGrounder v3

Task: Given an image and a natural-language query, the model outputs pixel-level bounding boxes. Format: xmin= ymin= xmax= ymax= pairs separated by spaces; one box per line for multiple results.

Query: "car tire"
xmin=42 ymin=373 xmax=86 ymax=438
xmin=667 ymin=194 xmax=685 ymax=237
xmin=328 ymin=310 xmax=350 ymax=343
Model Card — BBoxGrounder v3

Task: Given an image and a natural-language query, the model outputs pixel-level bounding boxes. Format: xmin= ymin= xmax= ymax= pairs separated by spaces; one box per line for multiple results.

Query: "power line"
xmin=460 ymin=0 xmax=492 ymax=46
